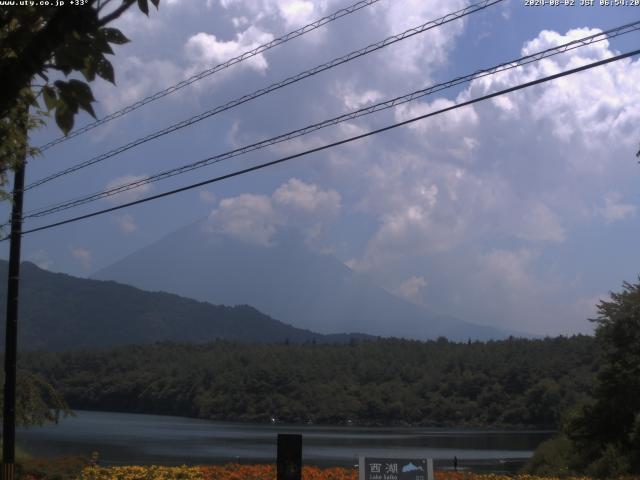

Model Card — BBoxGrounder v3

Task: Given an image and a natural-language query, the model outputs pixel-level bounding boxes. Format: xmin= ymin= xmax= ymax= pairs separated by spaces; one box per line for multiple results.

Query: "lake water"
xmin=17 ymin=411 xmax=553 ymax=473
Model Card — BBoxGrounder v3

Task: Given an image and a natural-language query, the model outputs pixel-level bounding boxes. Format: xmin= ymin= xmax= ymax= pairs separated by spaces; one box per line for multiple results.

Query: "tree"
xmin=562 ymin=278 xmax=640 ymax=476
xmin=0 ymin=0 xmax=160 ymax=433
xmin=0 ymin=0 xmax=160 ymax=194
xmin=0 ymin=370 xmax=70 ymax=427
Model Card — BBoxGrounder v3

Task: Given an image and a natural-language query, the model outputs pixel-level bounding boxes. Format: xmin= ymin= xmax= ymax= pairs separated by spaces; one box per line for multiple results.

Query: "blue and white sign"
xmin=358 ymin=457 xmax=434 ymax=480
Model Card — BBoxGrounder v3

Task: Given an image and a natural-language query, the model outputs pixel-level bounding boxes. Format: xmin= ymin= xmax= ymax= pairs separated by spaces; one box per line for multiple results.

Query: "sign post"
xmin=277 ymin=434 xmax=302 ymax=480
xmin=358 ymin=457 xmax=433 ymax=480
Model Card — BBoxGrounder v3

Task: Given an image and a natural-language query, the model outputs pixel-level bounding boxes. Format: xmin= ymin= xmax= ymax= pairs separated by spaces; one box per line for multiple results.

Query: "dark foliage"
xmin=564 ymin=279 xmax=640 ymax=476
xmin=16 ymin=455 xmax=88 ymax=480
xmin=0 ymin=0 xmax=159 ymax=195
xmin=0 ymin=261 xmax=369 ymax=350
xmin=527 ymin=278 xmax=640 ymax=477
xmin=0 ymin=369 xmax=71 ymax=427
xmin=21 ymin=335 xmax=597 ymax=428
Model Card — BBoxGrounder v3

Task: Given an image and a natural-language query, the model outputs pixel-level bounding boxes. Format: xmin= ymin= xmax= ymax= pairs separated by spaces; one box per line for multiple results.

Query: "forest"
xmin=20 ymin=335 xmax=597 ymax=429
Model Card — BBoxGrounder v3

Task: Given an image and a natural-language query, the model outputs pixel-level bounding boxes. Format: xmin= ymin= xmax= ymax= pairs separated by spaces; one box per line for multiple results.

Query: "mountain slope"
xmin=94 ymin=222 xmax=516 ymax=341
xmin=0 ymin=261 xmax=367 ymax=351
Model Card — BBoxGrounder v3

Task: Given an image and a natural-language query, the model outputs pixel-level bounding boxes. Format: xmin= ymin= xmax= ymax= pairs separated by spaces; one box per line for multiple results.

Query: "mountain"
xmin=94 ymin=221 xmax=516 ymax=341
xmin=0 ymin=260 xmax=370 ymax=351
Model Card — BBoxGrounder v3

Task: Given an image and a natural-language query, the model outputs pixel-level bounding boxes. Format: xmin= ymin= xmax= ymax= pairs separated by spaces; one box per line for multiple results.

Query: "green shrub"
xmin=522 ymin=435 xmax=576 ymax=477
xmin=585 ymin=444 xmax=631 ymax=479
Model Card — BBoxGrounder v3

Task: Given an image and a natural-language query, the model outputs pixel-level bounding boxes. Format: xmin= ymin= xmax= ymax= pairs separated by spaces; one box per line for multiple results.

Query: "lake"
xmin=17 ymin=411 xmax=553 ymax=473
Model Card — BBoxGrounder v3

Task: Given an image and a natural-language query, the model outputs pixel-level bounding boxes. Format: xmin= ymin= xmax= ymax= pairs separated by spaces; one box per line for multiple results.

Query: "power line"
xmin=22 ymin=0 xmax=503 ymax=193
xmin=18 ymin=20 xmax=640 ymax=221
xmin=6 ymin=47 xmax=639 ymax=240
xmin=35 ymin=0 xmax=382 ymax=153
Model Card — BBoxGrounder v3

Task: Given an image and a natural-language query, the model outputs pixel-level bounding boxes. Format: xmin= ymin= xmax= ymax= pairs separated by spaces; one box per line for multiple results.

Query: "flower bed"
xmin=73 ymin=465 xmax=638 ymax=480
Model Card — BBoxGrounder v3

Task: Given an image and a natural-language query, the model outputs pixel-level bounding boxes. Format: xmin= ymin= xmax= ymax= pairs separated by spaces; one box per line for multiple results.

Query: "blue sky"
xmin=2 ymin=0 xmax=640 ymax=336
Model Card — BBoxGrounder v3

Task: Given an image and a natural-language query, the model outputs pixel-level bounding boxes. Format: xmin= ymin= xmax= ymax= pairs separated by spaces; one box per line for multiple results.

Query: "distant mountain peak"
xmin=93 ymin=220 xmax=516 ymax=341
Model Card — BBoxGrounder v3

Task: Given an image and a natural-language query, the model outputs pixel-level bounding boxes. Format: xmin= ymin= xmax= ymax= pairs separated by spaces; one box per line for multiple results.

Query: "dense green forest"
xmin=21 ymin=335 xmax=597 ymax=428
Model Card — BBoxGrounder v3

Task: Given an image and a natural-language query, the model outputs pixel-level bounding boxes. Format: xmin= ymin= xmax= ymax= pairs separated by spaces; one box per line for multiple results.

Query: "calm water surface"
xmin=18 ymin=411 xmax=553 ymax=472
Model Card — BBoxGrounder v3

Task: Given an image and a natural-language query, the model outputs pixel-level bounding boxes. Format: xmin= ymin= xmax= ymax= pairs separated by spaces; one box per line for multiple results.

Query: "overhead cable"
xmin=35 ymin=0 xmax=383 ymax=153
xmin=23 ymin=0 xmax=504 ymax=192
xmin=19 ymin=20 xmax=640 ymax=220
xmin=7 ymin=46 xmax=639 ymax=240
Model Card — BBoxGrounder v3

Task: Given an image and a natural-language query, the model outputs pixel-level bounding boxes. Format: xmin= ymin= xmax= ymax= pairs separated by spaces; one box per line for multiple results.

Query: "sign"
xmin=358 ymin=457 xmax=433 ymax=480
xmin=277 ymin=434 xmax=302 ymax=480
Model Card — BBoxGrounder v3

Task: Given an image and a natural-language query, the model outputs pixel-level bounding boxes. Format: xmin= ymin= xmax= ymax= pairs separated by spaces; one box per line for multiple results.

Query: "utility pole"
xmin=2 ymin=104 xmax=27 ymax=480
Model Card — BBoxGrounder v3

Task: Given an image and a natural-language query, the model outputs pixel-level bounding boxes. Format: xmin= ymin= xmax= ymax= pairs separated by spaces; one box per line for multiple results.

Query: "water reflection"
xmin=18 ymin=411 xmax=553 ymax=472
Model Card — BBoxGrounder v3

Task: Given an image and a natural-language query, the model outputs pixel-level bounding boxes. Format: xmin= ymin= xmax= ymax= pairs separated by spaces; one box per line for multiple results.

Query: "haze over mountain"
xmin=0 ymin=260 xmax=368 ymax=351
xmin=94 ymin=220 xmax=518 ymax=341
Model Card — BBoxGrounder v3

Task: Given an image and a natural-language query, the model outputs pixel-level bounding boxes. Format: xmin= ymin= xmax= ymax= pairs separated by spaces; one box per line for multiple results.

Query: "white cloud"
xmin=395 ymin=25 xmax=640 ymax=171
xmin=95 ymin=56 xmax=183 ymax=114
xmin=70 ymin=246 xmax=92 ymax=270
xmin=521 ymin=28 xmax=610 ymax=61
xmin=352 ymin=176 xmax=474 ymax=271
xmin=205 ymin=193 xmax=283 ymax=246
xmin=204 ymin=178 xmax=340 ymax=247
xmin=342 ymin=19 xmax=640 ymax=331
xmin=349 ymin=26 xmax=639 ymax=274
xmin=273 ymin=178 xmax=341 ymax=217
xmin=219 ymin=0 xmax=333 ymax=28
xmin=467 ymin=27 xmax=640 ymax=160
xmin=395 ymin=98 xmax=479 ymax=134
xmin=273 ymin=178 xmax=341 ymax=247
xmin=104 ymin=174 xmax=153 ymax=205
xmin=395 ymin=98 xmax=479 ymax=161
xmin=278 ymin=0 xmax=316 ymax=27
xmin=370 ymin=0 xmax=468 ymax=75
xmin=350 ymin=151 xmax=505 ymax=271
xmin=393 ymin=275 xmax=427 ymax=304
xmin=595 ymin=192 xmax=637 ymax=224
xmin=465 ymin=247 xmax=588 ymax=334
xmin=339 ymin=87 xmax=383 ymax=110
xmin=199 ymin=190 xmax=217 ymax=204
xmin=347 ymin=155 xmax=567 ymax=274
xmin=231 ymin=16 xmax=250 ymax=28
xmin=477 ymin=248 xmax=538 ymax=291
xmin=516 ymin=202 xmax=566 ymax=243
xmin=185 ymin=26 xmax=274 ymax=74
xmin=116 ymin=214 xmax=138 ymax=234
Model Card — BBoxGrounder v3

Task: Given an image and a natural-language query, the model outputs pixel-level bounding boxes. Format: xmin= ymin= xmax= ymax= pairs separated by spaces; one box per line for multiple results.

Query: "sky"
xmin=2 ymin=0 xmax=640 ymax=336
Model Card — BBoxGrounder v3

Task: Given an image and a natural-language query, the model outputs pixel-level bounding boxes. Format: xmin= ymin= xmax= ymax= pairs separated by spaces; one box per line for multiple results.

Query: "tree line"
xmin=20 ymin=335 xmax=597 ymax=429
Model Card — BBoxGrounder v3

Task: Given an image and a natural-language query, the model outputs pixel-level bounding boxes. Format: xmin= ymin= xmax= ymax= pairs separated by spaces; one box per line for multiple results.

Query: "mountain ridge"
xmin=93 ymin=221 xmax=521 ymax=341
xmin=0 ymin=260 xmax=372 ymax=351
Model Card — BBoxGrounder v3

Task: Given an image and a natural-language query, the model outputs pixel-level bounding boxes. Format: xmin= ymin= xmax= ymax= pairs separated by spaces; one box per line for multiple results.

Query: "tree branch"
xmin=0 ymin=7 xmax=98 ymax=118
xmin=98 ymin=0 xmax=136 ymax=27
xmin=97 ymin=0 xmax=116 ymax=13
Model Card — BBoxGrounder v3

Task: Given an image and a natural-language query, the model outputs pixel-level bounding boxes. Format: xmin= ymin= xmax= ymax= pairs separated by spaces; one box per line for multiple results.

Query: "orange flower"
xmin=61 ymin=463 xmax=640 ymax=480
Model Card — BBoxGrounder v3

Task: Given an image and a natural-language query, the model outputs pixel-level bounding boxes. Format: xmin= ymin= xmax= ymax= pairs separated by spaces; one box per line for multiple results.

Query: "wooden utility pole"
xmin=2 ymin=108 xmax=27 ymax=480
